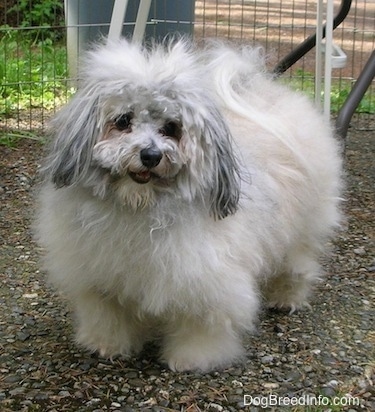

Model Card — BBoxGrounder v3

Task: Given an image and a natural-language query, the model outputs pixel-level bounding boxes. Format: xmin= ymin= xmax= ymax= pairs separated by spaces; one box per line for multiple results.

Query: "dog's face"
xmin=44 ymin=39 xmax=241 ymax=219
xmin=92 ymin=92 xmax=185 ymax=188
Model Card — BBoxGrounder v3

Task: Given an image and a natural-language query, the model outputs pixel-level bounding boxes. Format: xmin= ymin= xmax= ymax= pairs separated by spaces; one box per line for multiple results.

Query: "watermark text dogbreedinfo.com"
xmin=243 ymin=394 xmax=360 ymax=409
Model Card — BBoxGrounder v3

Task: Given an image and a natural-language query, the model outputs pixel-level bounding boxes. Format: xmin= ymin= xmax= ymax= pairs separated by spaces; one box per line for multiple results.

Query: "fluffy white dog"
xmin=36 ymin=38 xmax=343 ymax=372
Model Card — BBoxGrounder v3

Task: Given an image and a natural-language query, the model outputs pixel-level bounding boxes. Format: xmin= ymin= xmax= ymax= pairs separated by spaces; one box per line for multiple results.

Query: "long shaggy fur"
xmin=35 ymin=38 xmax=343 ymax=372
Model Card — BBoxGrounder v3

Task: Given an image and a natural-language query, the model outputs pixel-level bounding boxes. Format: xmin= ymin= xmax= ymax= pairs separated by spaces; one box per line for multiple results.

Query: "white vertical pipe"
xmin=324 ymin=0 xmax=334 ymax=120
xmin=315 ymin=0 xmax=324 ymax=108
xmin=133 ymin=0 xmax=152 ymax=44
xmin=108 ymin=0 xmax=129 ymax=42
xmin=65 ymin=0 xmax=79 ymax=83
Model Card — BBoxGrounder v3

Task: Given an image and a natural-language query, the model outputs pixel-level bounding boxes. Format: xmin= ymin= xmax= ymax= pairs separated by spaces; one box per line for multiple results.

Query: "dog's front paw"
xmin=76 ymin=331 xmax=134 ymax=359
xmin=76 ymin=323 xmax=145 ymax=360
xmin=164 ymin=343 xmax=243 ymax=373
xmin=162 ymin=329 xmax=244 ymax=372
xmin=164 ymin=343 xmax=219 ymax=372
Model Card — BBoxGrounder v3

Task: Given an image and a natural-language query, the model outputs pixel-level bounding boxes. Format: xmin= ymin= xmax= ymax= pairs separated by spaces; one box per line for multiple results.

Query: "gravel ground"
xmin=0 ymin=119 xmax=374 ymax=412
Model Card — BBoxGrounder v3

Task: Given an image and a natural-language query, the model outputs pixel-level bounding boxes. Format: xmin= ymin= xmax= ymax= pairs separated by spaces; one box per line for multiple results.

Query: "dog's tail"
xmin=201 ymin=41 xmax=331 ymax=177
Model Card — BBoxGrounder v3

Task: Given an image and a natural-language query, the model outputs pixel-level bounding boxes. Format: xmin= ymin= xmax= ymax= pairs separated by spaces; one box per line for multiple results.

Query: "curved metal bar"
xmin=336 ymin=49 xmax=375 ymax=139
xmin=273 ymin=0 xmax=352 ymax=75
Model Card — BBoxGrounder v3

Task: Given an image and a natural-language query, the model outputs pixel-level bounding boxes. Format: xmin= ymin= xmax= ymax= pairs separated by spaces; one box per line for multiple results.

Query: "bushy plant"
xmin=6 ymin=0 xmax=64 ymax=42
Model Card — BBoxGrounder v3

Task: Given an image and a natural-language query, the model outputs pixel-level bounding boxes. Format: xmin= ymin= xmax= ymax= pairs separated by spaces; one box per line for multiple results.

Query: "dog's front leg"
xmin=72 ymin=290 xmax=146 ymax=358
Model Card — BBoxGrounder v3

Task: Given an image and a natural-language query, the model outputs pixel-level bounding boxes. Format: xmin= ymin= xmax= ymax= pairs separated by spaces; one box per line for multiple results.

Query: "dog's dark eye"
xmin=114 ymin=113 xmax=133 ymax=131
xmin=159 ymin=121 xmax=182 ymax=139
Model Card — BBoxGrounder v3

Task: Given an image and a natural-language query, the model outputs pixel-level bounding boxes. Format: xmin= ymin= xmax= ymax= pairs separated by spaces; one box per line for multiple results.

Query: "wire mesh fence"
xmin=0 ymin=0 xmax=374 ymax=139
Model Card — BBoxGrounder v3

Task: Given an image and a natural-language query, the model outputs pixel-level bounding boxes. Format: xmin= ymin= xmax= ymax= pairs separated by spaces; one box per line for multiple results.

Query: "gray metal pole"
xmin=336 ymin=50 xmax=375 ymax=139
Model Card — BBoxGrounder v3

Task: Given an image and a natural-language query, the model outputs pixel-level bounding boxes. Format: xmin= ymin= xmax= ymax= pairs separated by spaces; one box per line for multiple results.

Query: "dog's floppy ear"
xmin=43 ymin=88 xmax=100 ymax=187
xmin=203 ymin=106 xmax=241 ymax=220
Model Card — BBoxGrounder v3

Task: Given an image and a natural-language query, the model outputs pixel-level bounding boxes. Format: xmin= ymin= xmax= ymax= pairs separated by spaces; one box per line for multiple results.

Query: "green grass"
xmin=0 ymin=130 xmax=44 ymax=148
xmin=286 ymin=68 xmax=375 ymax=114
xmin=0 ymin=29 xmax=72 ymax=116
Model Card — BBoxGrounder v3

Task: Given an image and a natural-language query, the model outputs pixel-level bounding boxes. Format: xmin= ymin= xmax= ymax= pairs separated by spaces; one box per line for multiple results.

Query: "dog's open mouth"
xmin=128 ymin=170 xmax=172 ymax=186
xmin=129 ymin=170 xmax=153 ymax=184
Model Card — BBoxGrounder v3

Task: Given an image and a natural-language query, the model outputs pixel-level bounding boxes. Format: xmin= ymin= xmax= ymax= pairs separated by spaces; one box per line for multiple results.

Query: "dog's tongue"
xmin=131 ymin=170 xmax=151 ymax=184
xmin=138 ymin=171 xmax=150 ymax=179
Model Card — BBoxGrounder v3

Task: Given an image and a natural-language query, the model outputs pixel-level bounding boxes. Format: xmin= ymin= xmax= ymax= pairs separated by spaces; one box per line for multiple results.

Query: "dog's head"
xmin=44 ymin=39 xmax=241 ymax=219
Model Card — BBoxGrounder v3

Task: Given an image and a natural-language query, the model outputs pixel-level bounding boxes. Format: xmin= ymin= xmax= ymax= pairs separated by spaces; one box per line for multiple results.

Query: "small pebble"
xmin=263 ymin=382 xmax=280 ymax=389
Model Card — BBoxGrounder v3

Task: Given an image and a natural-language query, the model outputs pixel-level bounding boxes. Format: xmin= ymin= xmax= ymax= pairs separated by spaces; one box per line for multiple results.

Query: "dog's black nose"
xmin=140 ymin=147 xmax=163 ymax=168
